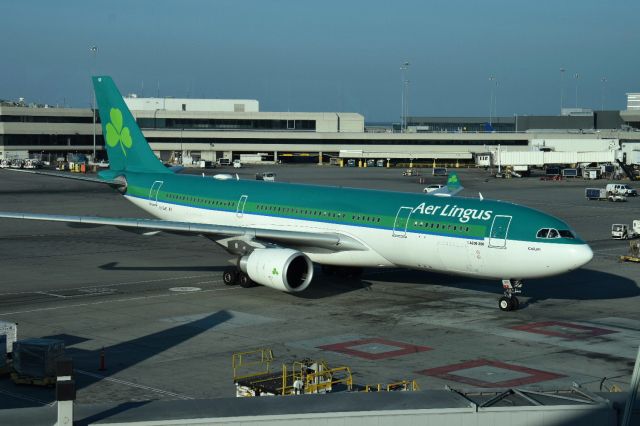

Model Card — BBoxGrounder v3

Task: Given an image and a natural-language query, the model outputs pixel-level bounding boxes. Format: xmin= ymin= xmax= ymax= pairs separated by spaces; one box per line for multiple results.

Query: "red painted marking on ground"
xmin=511 ymin=321 xmax=617 ymax=340
xmin=318 ymin=338 xmax=431 ymax=360
xmin=418 ymin=359 xmax=565 ymax=388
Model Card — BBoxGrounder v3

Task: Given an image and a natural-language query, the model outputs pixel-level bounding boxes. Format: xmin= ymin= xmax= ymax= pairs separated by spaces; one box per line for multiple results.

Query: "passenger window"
xmin=536 ymin=229 xmax=549 ymax=238
xmin=548 ymin=229 xmax=559 ymax=238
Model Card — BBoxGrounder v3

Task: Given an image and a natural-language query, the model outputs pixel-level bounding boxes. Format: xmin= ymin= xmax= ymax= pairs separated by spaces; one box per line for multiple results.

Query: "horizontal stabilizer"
xmin=1 ymin=168 xmax=125 ymax=187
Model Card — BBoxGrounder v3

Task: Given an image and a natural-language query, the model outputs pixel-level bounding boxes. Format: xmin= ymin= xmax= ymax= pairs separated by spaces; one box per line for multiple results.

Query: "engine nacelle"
xmin=239 ymin=249 xmax=313 ymax=293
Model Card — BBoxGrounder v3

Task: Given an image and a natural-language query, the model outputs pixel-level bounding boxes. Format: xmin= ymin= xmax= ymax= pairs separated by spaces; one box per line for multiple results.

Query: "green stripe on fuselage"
xmin=122 ymin=172 xmax=583 ymax=245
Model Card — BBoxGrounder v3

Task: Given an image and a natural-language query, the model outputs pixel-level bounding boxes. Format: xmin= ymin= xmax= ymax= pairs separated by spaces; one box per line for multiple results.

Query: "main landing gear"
xmin=499 ymin=279 xmax=523 ymax=311
xmin=223 ymin=266 xmax=256 ymax=288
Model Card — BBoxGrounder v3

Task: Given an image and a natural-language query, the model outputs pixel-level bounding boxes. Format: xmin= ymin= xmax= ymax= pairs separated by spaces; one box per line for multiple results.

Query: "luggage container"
xmin=545 ymin=166 xmax=561 ymax=176
xmin=432 ymin=167 xmax=448 ymax=176
xmin=12 ymin=338 xmax=65 ymax=378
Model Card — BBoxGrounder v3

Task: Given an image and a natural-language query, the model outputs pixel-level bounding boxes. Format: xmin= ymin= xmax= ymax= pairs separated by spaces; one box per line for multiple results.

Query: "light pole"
xmin=90 ymin=45 xmax=98 ymax=162
xmin=400 ymin=61 xmax=410 ymax=132
xmin=559 ymin=67 xmax=565 ymax=113
xmin=404 ymin=78 xmax=410 ymax=131
xmin=600 ymin=77 xmax=607 ymax=111
xmin=573 ymin=73 xmax=580 ymax=108
xmin=488 ymin=75 xmax=496 ymax=125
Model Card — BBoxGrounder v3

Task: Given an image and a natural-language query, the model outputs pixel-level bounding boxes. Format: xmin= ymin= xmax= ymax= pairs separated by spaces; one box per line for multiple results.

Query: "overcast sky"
xmin=1 ymin=0 xmax=639 ymax=121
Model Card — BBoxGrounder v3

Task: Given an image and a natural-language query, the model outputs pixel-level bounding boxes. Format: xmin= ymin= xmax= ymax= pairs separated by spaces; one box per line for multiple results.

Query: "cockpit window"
xmin=558 ymin=230 xmax=575 ymax=239
xmin=536 ymin=229 xmax=549 ymax=238
xmin=537 ymin=228 xmax=565 ymax=239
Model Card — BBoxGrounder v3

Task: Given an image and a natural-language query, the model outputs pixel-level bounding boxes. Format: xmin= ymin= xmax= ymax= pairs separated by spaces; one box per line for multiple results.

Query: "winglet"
xmin=446 ymin=172 xmax=461 ymax=192
xmin=430 ymin=172 xmax=464 ymax=197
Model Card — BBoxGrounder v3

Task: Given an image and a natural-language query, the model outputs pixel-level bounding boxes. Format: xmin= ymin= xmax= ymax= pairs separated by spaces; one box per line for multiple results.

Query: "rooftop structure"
xmin=124 ymin=96 xmax=259 ymax=113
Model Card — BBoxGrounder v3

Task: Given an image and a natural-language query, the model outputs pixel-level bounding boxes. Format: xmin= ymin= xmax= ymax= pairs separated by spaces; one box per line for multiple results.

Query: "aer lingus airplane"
xmin=0 ymin=76 xmax=593 ymax=311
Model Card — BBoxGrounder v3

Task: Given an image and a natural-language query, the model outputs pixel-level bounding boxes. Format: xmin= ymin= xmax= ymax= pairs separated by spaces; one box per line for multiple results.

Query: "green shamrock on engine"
xmin=105 ymin=108 xmax=132 ymax=156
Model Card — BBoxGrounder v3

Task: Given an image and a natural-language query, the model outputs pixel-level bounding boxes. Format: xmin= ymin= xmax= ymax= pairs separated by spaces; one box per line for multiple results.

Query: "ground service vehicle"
xmin=423 ymin=184 xmax=445 ymax=193
xmin=606 ymin=183 xmax=637 ymax=196
xmin=585 ymin=188 xmax=626 ymax=202
xmin=256 ymin=172 xmax=276 ymax=182
xmin=611 ymin=221 xmax=640 ymax=240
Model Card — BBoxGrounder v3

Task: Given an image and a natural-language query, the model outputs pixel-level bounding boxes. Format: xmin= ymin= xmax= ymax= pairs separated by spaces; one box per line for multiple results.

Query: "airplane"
xmin=0 ymin=76 xmax=593 ymax=311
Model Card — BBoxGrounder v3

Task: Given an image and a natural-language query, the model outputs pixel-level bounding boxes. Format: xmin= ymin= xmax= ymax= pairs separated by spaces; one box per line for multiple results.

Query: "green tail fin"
xmin=446 ymin=172 xmax=461 ymax=191
xmin=92 ymin=76 xmax=170 ymax=174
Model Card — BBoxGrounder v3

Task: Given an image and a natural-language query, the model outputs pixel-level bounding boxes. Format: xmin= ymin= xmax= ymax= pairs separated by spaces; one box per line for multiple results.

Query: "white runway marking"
xmin=0 ymin=274 xmax=218 ymax=297
xmin=0 ymin=388 xmax=54 ymax=406
xmin=76 ymin=370 xmax=194 ymax=400
xmin=0 ymin=285 xmax=235 ymax=316
xmin=169 ymin=287 xmax=202 ymax=292
xmin=35 ymin=291 xmax=68 ymax=298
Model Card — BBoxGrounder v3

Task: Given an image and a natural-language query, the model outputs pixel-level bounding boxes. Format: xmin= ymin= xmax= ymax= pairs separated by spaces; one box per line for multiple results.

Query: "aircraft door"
xmin=236 ymin=195 xmax=248 ymax=218
xmin=149 ymin=181 xmax=163 ymax=206
xmin=392 ymin=207 xmax=413 ymax=237
xmin=488 ymin=215 xmax=512 ymax=248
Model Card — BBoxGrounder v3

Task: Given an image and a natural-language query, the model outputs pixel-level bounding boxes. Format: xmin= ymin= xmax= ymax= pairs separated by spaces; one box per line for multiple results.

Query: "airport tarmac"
xmin=0 ymin=165 xmax=638 ymax=410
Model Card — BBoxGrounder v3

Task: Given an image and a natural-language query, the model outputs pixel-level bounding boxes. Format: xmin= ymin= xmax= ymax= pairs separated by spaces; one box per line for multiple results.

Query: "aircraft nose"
xmin=569 ymin=244 xmax=593 ymax=270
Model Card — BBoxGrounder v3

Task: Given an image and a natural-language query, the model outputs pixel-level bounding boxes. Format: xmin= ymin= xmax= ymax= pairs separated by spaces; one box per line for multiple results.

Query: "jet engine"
xmin=239 ymin=248 xmax=313 ymax=293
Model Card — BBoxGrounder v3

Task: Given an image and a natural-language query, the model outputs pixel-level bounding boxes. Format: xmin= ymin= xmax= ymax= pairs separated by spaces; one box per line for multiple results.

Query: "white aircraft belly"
xmin=127 ymin=196 xmax=575 ymax=281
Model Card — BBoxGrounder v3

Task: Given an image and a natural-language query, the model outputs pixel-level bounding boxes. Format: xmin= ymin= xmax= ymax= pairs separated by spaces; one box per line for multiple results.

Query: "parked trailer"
xmin=562 ymin=168 xmax=579 ymax=177
xmin=585 ymin=188 xmax=626 ymax=202
xmin=583 ymin=168 xmax=601 ymax=179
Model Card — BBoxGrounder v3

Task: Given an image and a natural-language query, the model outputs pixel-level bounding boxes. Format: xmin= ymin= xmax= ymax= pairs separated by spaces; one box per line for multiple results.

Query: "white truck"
xmin=606 ymin=183 xmax=637 ymax=197
xmin=612 ymin=220 xmax=640 ymax=240
xmin=423 ymin=184 xmax=444 ymax=193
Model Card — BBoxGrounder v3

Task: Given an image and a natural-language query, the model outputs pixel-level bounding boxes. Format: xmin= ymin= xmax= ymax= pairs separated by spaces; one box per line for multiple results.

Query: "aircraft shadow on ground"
xmin=99 ymin=262 xmax=226 ymax=273
xmin=359 ymin=267 xmax=639 ymax=309
xmin=55 ymin=311 xmax=231 ymax=390
xmin=1 ymin=311 xmax=233 ymax=411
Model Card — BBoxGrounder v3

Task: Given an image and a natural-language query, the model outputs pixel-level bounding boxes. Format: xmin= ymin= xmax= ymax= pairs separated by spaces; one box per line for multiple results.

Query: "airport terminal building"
xmin=1 ymin=93 xmax=640 ymax=166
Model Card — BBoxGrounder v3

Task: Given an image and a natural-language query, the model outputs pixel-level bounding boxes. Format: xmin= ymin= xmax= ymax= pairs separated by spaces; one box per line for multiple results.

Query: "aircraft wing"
xmin=1 ymin=168 xmax=125 ymax=187
xmin=428 ymin=172 xmax=464 ymax=197
xmin=0 ymin=211 xmax=367 ymax=253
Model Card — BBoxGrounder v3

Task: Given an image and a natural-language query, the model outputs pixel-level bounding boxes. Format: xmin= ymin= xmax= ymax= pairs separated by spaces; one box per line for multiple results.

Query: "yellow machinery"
xmin=232 ymin=348 xmax=352 ymax=397
xmin=620 ymin=240 xmax=640 ymax=263
xmin=363 ymin=379 xmax=420 ymax=392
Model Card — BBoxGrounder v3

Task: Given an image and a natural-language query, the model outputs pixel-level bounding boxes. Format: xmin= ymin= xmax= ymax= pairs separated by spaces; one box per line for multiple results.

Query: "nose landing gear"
xmin=499 ymin=279 xmax=523 ymax=311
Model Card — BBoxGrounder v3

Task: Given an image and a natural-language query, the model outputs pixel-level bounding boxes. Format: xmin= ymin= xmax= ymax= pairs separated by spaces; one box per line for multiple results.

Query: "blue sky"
xmin=1 ymin=0 xmax=638 ymax=121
